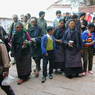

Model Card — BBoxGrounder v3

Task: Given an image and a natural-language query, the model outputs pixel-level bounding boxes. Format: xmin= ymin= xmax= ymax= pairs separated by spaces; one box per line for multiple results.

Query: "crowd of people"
xmin=0 ymin=10 xmax=95 ymax=95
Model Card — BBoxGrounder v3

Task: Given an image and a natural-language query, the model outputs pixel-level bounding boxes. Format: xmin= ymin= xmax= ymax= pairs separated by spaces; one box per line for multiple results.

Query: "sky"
xmin=0 ymin=0 xmax=57 ymax=18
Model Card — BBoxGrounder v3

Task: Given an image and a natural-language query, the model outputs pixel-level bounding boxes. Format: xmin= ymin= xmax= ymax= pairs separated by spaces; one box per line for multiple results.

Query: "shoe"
xmin=74 ymin=73 xmax=79 ymax=77
xmin=81 ymin=72 xmax=88 ymax=76
xmin=41 ymin=77 xmax=46 ymax=83
xmin=34 ymin=69 xmax=39 ymax=78
xmin=49 ymin=75 xmax=53 ymax=79
xmin=34 ymin=72 xmax=39 ymax=78
xmin=35 ymin=73 xmax=39 ymax=78
xmin=34 ymin=69 xmax=36 ymax=72
xmin=66 ymin=75 xmax=73 ymax=79
xmin=81 ymin=72 xmax=86 ymax=76
xmin=57 ymin=70 xmax=63 ymax=74
xmin=17 ymin=79 xmax=25 ymax=85
xmin=88 ymin=71 xmax=94 ymax=74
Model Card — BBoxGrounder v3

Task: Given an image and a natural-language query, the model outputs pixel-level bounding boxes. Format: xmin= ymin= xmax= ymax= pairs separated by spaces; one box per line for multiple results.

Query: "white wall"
xmin=0 ymin=19 xmax=12 ymax=32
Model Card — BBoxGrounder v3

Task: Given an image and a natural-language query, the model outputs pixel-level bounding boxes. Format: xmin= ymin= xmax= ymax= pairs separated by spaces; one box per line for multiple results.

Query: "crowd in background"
xmin=0 ymin=10 xmax=95 ymax=95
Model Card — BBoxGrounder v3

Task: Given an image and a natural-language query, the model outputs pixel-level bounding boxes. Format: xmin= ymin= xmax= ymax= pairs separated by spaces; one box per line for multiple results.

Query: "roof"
xmin=0 ymin=17 xmax=12 ymax=20
xmin=47 ymin=0 xmax=72 ymax=10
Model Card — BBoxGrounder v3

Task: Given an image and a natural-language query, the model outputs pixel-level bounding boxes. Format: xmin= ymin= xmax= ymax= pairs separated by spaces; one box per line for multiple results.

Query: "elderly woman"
xmin=63 ymin=20 xmax=83 ymax=78
xmin=11 ymin=22 xmax=31 ymax=85
xmin=28 ymin=17 xmax=43 ymax=77
xmin=54 ymin=19 xmax=65 ymax=73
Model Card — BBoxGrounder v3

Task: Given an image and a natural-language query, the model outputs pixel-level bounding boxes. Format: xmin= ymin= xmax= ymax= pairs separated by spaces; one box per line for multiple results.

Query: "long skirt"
xmin=64 ymin=48 xmax=83 ymax=76
xmin=64 ymin=67 xmax=82 ymax=77
xmin=54 ymin=45 xmax=64 ymax=69
xmin=15 ymin=54 xmax=31 ymax=80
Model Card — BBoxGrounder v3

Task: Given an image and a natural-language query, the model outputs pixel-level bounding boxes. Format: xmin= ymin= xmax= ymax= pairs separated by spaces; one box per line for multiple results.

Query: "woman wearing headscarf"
xmin=11 ymin=22 xmax=31 ymax=85
xmin=63 ymin=20 xmax=83 ymax=78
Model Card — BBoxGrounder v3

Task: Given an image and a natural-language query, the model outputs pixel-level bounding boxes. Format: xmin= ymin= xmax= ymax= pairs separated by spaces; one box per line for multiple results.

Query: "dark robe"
xmin=29 ymin=25 xmax=42 ymax=58
xmin=63 ymin=28 xmax=83 ymax=76
xmin=54 ymin=27 xmax=65 ymax=69
xmin=12 ymin=30 xmax=31 ymax=80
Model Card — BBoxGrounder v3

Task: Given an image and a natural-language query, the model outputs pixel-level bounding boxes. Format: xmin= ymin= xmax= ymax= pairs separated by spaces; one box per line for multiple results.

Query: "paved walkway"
xmin=1 ymin=58 xmax=95 ymax=95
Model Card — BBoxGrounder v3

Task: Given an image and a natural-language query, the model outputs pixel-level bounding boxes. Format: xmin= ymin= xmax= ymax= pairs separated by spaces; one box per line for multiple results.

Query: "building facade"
xmin=0 ymin=18 xmax=12 ymax=32
xmin=79 ymin=0 xmax=95 ymax=13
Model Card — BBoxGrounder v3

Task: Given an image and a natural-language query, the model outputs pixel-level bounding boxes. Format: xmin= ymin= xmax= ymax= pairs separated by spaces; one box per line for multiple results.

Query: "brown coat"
xmin=0 ymin=42 xmax=10 ymax=71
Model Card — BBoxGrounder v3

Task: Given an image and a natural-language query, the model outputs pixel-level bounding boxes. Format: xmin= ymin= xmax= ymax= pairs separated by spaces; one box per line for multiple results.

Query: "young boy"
xmin=41 ymin=26 xmax=55 ymax=83
xmin=82 ymin=23 xmax=95 ymax=75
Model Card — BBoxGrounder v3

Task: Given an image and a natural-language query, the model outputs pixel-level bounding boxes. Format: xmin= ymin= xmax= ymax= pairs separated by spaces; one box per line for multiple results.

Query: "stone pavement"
xmin=1 ymin=58 xmax=95 ymax=95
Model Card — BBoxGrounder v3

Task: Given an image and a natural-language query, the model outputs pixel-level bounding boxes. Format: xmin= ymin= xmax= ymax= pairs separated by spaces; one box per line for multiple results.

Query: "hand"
xmin=22 ymin=40 xmax=29 ymax=48
xmin=3 ymin=72 xmax=9 ymax=78
xmin=45 ymin=53 xmax=48 ymax=56
xmin=22 ymin=42 xmax=27 ymax=48
xmin=68 ymin=42 xmax=73 ymax=47
xmin=80 ymin=50 xmax=83 ymax=54
xmin=56 ymin=40 xmax=62 ymax=43
xmin=90 ymin=41 xmax=95 ymax=45
xmin=32 ymin=38 xmax=36 ymax=42
xmin=81 ymin=25 xmax=85 ymax=28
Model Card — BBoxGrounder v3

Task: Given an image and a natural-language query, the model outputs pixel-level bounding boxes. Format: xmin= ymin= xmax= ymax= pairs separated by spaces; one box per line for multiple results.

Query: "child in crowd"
xmin=41 ymin=26 xmax=55 ymax=83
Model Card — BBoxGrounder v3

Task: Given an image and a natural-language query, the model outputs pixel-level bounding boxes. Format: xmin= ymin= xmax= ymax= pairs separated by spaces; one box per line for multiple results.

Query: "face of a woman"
xmin=31 ymin=20 xmax=37 ymax=26
xmin=16 ymin=25 xmax=23 ymax=32
xmin=69 ymin=21 xmax=76 ymax=29
xmin=59 ymin=21 xmax=64 ymax=28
